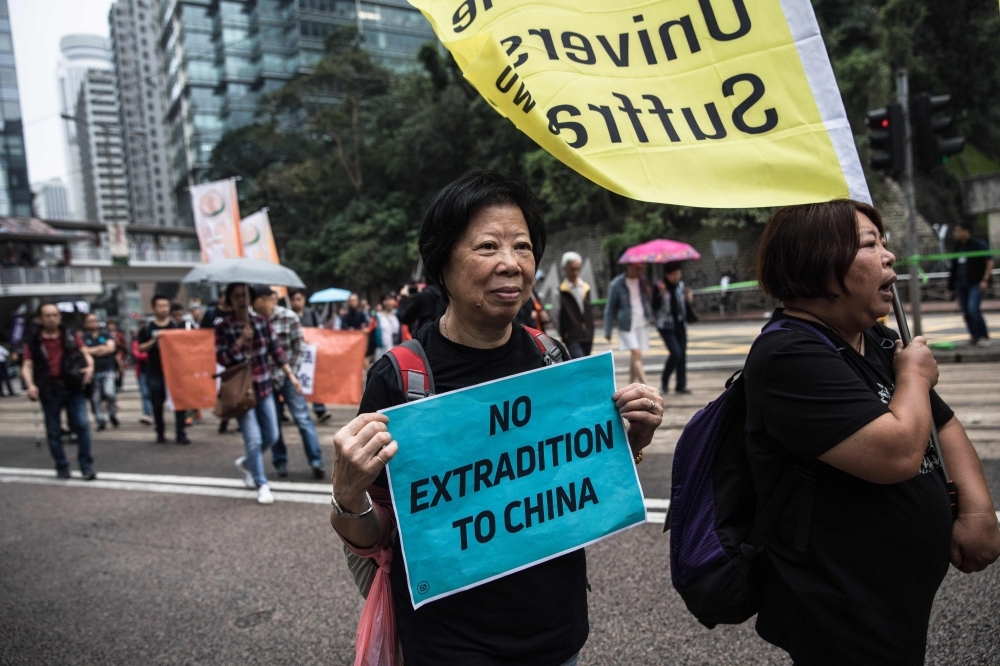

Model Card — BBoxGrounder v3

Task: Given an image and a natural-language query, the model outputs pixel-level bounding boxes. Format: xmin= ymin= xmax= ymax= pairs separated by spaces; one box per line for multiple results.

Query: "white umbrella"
xmin=182 ymin=258 xmax=305 ymax=288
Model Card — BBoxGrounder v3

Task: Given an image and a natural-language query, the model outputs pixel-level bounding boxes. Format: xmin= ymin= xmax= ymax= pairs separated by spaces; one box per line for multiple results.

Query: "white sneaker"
xmin=257 ymin=484 xmax=274 ymax=505
xmin=235 ymin=456 xmax=255 ymax=489
xmin=975 ymin=338 xmax=992 ymax=348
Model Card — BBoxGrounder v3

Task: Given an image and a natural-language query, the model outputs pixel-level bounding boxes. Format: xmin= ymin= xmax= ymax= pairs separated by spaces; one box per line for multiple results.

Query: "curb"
xmin=932 ymin=348 xmax=1000 ymax=364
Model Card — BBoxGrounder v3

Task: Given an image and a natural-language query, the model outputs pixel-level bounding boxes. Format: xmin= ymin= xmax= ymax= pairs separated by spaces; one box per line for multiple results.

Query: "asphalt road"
xmin=2 ymin=312 xmax=999 ymax=665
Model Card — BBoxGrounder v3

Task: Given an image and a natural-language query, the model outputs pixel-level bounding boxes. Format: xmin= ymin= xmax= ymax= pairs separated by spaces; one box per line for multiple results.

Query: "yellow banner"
xmin=409 ymin=0 xmax=870 ymax=207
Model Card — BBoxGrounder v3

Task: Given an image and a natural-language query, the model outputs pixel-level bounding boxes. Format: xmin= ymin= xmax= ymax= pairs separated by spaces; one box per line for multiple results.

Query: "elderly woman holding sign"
xmin=330 ymin=170 xmax=663 ymax=665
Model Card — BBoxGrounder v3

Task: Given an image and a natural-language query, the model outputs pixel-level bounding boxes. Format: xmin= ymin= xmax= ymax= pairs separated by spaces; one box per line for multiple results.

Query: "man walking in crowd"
xmin=605 ymin=263 xmax=653 ymax=385
xmin=250 ymin=286 xmax=325 ymax=479
xmin=137 ymin=295 xmax=190 ymax=444
xmin=653 ymin=262 xmax=697 ymax=395
xmin=21 ymin=302 xmax=96 ymax=479
xmin=289 ymin=288 xmax=331 ymax=423
xmin=558 ymin=251 xmax=594 ymax=359
xmin=106 ymin=319 xmax=126 ymax=391
xmin=82 ymin=312 xmax=119 ymax=430
xmin=949 ymin=221 xmax=993 ymax=346
xmin=340 ymin=293 xmax=368 ymax=331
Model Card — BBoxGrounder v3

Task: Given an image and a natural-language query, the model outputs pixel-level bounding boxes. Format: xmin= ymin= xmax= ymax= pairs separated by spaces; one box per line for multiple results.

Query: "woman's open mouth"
xmin=878 ymin=276 xmax=896 ymax=300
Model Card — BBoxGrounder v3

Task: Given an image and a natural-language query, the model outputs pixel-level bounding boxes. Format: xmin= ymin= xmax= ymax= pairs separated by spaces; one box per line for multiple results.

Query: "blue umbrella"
xmin=309 ymin=287 xmax=352 ymax=303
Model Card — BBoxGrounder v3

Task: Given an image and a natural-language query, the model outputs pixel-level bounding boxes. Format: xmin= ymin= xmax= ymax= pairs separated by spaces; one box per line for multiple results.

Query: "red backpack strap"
xmin=385 ymin=339 xmax=435 ymax=401
xmin=522 ymin=326 xmax=564 ymax=366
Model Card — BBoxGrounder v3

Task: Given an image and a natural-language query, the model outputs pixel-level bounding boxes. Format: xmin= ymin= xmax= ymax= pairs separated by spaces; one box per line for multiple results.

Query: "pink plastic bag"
xmin=354 ymin=547 xmax=398 ymax=666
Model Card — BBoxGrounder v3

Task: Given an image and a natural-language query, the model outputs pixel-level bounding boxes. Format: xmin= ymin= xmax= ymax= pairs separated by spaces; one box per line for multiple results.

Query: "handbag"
xmin=60 ymin=330 xmax=89 ymax=393
xmin=213 ymin=358 xmax=256 ymax=419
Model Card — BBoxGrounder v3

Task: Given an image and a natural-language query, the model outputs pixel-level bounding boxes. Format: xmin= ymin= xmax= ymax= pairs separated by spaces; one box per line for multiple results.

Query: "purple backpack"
xmin=667 ymin=319 xmax=837 ymax=628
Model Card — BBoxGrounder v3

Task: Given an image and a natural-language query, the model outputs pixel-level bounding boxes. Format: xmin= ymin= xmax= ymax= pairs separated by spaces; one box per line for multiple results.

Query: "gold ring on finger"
xmin=647 ymin=398 xmax=655 ymax=413
xmin=376 ymin=453 xmax=387 ymax=466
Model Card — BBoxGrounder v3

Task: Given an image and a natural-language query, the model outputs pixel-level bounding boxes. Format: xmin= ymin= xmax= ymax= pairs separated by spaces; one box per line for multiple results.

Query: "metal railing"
xmin=1 ymin=266 xmax=103 ymax=286
xmin=70 ymin=246 xmax=201 ymax=264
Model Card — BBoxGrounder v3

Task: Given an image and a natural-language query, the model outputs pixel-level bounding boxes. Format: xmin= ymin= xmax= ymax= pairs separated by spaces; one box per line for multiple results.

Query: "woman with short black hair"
xmin=329 ymin=170 xmax=664 ymax=665
xmin=747 ymin=199 xmax=1000 ymax=665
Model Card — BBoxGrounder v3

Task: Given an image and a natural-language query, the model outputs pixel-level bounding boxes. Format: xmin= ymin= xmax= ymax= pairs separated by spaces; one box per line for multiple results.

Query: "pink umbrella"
xmin=618 ymin=239 xmax=701 ymax=264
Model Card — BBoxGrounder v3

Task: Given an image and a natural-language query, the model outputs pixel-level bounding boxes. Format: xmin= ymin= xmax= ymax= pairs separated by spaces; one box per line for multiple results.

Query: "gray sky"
xmin=10 ymin=0 xmax=115 ymax=187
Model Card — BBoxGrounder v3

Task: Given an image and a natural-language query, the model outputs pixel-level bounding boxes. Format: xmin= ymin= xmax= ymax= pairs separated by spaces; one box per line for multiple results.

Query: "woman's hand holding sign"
xmin=613 ymin=383 xmax=664 ymax=456
xmin=330 ymin=412 xmax=398 ymax=548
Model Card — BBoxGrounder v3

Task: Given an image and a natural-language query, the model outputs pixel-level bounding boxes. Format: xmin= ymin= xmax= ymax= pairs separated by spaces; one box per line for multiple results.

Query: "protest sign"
xmin=408 ymin=0 xmax=869 ymax=207
xmin=159 ymin=328 xmax=367 ymax=409
xmin=383 ymin=352 xmax=646 ymax=608
xmin=301 ymin=329 xmax=367 ymax=405
xmin=296 ymin=343 xmax=319 ymax=396
xmin=158 ymin=330 xmax=218 ymax=411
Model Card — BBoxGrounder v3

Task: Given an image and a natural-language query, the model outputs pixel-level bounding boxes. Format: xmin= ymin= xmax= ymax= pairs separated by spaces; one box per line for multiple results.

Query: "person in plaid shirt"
xmin=216 ymin=283 xmax=301 ymax=505
xmin=250 ymin=286 xmax=326 ymax=480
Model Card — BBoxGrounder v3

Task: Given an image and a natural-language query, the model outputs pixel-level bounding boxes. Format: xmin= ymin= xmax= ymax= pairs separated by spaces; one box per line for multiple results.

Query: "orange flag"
xmin=158 ymin=330 xmax=218 ymax=411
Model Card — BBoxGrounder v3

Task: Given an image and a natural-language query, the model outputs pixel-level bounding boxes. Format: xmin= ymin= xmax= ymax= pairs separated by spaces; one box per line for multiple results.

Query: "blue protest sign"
xmin=382 ymin=351 xmax=646 ymax=609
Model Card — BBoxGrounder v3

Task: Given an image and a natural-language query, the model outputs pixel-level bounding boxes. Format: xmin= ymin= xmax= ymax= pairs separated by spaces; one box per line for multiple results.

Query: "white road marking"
xmin=0 ymin=468 xmax=673 ymax=522
xmin=10 ymin=469 xmax=997 ymax=526
xmin=0 ymin=467 xmax=330 ymax=494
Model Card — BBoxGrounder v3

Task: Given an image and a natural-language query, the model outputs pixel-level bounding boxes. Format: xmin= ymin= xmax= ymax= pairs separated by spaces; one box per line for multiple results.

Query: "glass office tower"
xmin=0 ymin=0 xmax=33 ymax=217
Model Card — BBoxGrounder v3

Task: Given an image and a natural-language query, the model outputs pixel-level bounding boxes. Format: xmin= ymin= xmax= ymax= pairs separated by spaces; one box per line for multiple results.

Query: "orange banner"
xmin=158 ymin=328 xmax=368 ymax=410
xmin=302 ymin=329 xmax=368 ymax=405
xmin=158 ymin=329 xmax=218 ymax=411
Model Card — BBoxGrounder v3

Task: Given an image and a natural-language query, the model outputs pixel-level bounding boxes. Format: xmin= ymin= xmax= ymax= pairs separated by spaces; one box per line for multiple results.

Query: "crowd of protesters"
xmin=4 ymin=167 xmax=999 ymax=665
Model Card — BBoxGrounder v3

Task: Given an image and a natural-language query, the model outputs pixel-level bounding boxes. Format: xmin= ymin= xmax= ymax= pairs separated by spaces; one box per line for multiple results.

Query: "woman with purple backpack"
xmin=744 ymin=200 xmax=1000 ymax=665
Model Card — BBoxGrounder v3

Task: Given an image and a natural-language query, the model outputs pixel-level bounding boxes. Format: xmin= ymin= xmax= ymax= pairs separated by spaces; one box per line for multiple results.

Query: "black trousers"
xmin=566 ymin=340 xmax=592 ymax=359
xmin=147 ymin=373 xmax=186 ymax=439
xmin=658 ymin=326 xmax=687 ymax=391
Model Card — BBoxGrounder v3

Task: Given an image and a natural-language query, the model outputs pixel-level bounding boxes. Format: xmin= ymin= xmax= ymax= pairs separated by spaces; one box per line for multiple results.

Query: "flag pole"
xmin=891 ymin=283 xmax=957 ymax=516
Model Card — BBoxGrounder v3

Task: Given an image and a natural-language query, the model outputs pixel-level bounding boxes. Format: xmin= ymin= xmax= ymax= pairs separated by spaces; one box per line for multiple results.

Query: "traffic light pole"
xmin=896 ymin=68 xmax=923 ymax=336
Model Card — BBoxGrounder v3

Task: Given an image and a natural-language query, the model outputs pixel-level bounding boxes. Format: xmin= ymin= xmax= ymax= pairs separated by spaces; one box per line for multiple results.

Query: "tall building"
xmin=0 ymin=0 xmax=32 ymax=217
xmin=57 ymin=34 xmax=113 ymax=220
xmin=158 ymin=0 xmax=436 ymax=222
xmin=75 ymin=69 xmax=129 ymax=225
xmin=33 ymin=178 xmax=73 ymax=219
xmin=109 ymin=0 xmax=177 ymax=228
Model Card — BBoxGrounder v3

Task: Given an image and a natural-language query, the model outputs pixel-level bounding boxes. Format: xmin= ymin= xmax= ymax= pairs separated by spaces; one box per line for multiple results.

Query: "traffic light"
xmin=912 ymin=93 xmax=965 ymax=172
xmin=867 ymin=104 xmax=904 ymax=176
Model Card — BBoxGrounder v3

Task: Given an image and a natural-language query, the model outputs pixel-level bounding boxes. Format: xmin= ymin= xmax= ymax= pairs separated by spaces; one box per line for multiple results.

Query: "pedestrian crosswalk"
xmin=0 ymin=466 xmax=673 ymax=523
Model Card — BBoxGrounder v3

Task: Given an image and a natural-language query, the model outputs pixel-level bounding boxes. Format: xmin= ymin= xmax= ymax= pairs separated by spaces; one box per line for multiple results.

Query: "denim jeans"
xmin=271 ymin=378 xmax=324 ymax=469
xmin=41 ymin=383 xmax=93 ymax=471
xmin=658 ymin=326 xmax=687 ymax=391
xmin=137 ymin=371 xmax=152 ymax=417
xmin=559 ymin=653 xmax=579 ymax=666
xmin=89 ymin=370 xmax=117 ymax=425
xmin=956 ymin=283 xmax=990 ymax=340
xmin=238 ymin=388 xmax=280 ymax=487
xmin=147 ymin=373 xmax=186 ymax=439
xmin=566 ymin=340 xmax=592 ymax=359
xmin=0 ymin=360 xmax=14 ymax=395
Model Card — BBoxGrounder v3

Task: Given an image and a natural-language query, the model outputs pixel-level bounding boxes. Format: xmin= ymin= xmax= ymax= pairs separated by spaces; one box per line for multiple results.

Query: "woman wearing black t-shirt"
xmin=329 ymin=171 xmax=664 ymax=665
xmin=746 ymin=200 xmax=1000 ymax=666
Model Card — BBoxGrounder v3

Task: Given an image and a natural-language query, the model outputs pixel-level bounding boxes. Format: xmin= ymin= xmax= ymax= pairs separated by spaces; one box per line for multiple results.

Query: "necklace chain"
xmin=784 ymin=307 xmax=863 ymax=354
